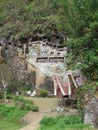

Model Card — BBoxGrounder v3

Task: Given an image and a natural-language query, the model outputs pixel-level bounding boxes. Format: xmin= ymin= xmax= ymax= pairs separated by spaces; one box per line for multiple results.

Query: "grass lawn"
xmin=39 ymin=115 xmax=97 ymax=130
xmin=0 ymin=120 xmax=23 ymax=130
xmin=0 ymin=104 xmax=27 ymax=130
xmin=0 ymin=96 xmax=38 ymax=130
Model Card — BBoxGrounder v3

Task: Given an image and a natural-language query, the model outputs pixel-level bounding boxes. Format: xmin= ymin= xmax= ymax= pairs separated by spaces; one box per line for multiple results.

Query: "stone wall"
xmin=84 ymin=98 xmax=98 ymax=128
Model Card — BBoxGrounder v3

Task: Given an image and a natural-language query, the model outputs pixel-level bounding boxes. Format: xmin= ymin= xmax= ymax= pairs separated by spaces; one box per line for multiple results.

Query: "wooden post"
xmin=0 ymin=46 xmax=2 ymax=58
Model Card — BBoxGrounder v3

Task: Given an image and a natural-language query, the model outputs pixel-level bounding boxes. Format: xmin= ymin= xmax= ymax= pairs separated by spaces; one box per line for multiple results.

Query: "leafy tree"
xmin=0 ymin=0 xmax=68 ymax=40
xmin=0 ymin=63 xmax=13 ymax=102
xmin=66 ymin=0 xmax=98 ymax=80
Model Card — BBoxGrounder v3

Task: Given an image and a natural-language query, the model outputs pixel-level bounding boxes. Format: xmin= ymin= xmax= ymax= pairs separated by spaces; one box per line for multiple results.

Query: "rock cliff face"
xmin=84 ymin=98 xmax=98 ymax=128
xmin=27 ymin=40 xmax=67 ymax=94
xmin=9 ymin=56 xmax=36 ymax=92
xmin=0 ymin=36 xmax=67 ymax=95
xmin=39 ymin=76 xmax=54 ymax=94
xmin=11 ymin=56 xmax=27 ymax=81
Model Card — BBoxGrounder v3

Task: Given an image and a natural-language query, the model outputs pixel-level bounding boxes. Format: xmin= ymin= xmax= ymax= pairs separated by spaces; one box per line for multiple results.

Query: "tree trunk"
xmin=4 ymin=90 xmax=7 ymax=103
xmin=2 ymin=79 xmax=7 ymax=103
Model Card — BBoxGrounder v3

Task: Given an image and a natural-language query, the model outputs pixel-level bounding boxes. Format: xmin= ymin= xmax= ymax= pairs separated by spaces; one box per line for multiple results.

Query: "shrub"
xmin=0 ymin=92 xmax=3 ymax=99
xmin=40 ymin=116 xmax=56 ymax=126
xmin=0 ymin=104 xmax=27 ymax=122
xmin=23 ymin=98 xmax=34 ymax=104
xmin=39 ymin=89 xmax=48 ymax=97
xmin=31 ymin=105 xmax=39 ymax=112
xmin=20 ymin=103 xmax=38 ymax=112
xmin=39 ymin=115 xmax=89 ymax=130
xmin=14 ymin=96 xmax=38 ymax=112
xmin=6 ymin=94 xmax=13 ymax=99
xmin=65 ymin=98 xmax=71 ymax=105
xmin=0 ymin=92 xmax=13 ymax=99
xmin=14 ymin=96 xmax=33 ymax=104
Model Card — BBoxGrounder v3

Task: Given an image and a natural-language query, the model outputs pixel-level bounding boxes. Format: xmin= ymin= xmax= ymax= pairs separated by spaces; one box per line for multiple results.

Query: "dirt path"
xmin=19 ymin=97 xmax=63 ymax=130
xmin=19 ymin=112 xmax=44 ymax=130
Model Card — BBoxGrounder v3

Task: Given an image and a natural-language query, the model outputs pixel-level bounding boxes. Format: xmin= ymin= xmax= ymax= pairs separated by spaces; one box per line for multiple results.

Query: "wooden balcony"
xmin=36 ymin=57 xmax=64 ymax=63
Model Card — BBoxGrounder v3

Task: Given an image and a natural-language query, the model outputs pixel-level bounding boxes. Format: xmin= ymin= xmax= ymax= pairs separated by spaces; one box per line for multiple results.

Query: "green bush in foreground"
xmin=14 ymin=96 xmax=34 ymax=104
xmin=0 ymin=104 xmax=26 ymax=130
xmin=39 ymin=89 xmax=48 ymax=97
xmin=0 ymin=120 xmax=23 ymax=130
xmin=39 ymin=115 xmax=92 ymax=130
xmin=0 ymin=104 xmax=27 ymax=123
xmin=14 ymin=96 xmax=39 ymax=112
xmin=0 ymin=96 xmax=38 ymax=130
xmin=20 ymin=103 xmax=38 ymax=112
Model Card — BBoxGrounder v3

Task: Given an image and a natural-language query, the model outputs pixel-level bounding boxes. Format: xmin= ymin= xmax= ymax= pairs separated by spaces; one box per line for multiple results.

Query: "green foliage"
xmin=0 ymin=96 xmax=39 ymax=129
xmin=8 ymin=80 xmax=24 ymax=93
xmin=0 ymin=93 xmax=13 ymax=99
xmin=39 ymin=89 xmax=48 ymax=97
xmin=14 ymin=96 xmax=33 ymax=104
xmin=6 ymin=94 xmax=13 ymax=99
xmin=0 ymin=63 xmax=13 ymax=102
xmin=0 ymin=120 xmax=23 ymax=130
xmin=0 ymin=0 xmax=69 ymax=40
xmin=66 ymin=0 xmax=98 ymax=80
xmin=0 ymin=63 xmax=13 ymax=85
xmin=39 ymin=115 xmax=89 ymax=130
xmin=0 ymin=104 xmax=27 ymax=122
xmin=20 ymin=103 xmax=38 ymax=111
xmin=8 ymin=80 xmax=31 ymax=94
xmin=0 ymin=103 xmax=26 ymax=130
xmin=14 ymin=96 xmax=38 ymax=112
